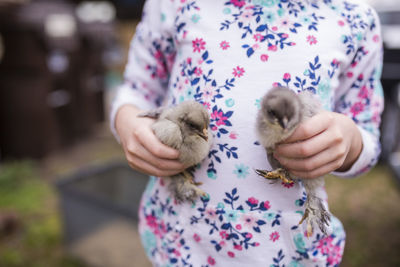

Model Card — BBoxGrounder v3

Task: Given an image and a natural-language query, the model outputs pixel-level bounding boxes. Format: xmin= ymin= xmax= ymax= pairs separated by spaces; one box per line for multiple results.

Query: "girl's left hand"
xmin=273 ymin=111 xmax=363 ymax=179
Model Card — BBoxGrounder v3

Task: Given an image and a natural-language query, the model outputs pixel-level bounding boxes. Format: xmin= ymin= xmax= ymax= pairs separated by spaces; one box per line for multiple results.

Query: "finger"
xmin=276 ymin=144 xmax=347 ymax=173
xmin=135 ymin=125 xmax=180 ymax=160
xmin=126 ymin=142 xmax=185 ymax=171
xmin=283 ymin=112 xmax=333 ymax=143
xmin=275 ymin=126 xmax=338 ymax=159
xmin=288 ymin=158 xmax=344 ymax=179
xmin=127 ymin=154 xmax=185 ymax=177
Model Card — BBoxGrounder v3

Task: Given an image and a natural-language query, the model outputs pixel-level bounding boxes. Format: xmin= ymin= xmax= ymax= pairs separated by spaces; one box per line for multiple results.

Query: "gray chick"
xmin=138 ymin=100 xmax=213 ymax=203
xmin=255 ymin=86 xmax=330 ymax=236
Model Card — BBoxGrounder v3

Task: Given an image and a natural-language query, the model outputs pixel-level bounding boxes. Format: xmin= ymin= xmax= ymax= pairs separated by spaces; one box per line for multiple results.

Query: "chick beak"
xmin=279 ymin=117 xmax=288 ymax=129
xmin=198 ymin=127 xmax=208 ymax=141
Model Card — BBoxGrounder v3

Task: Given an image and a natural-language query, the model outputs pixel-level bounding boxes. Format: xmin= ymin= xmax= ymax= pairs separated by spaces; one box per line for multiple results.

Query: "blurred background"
xmin=0 ymin=0 xmax=399 ymax=266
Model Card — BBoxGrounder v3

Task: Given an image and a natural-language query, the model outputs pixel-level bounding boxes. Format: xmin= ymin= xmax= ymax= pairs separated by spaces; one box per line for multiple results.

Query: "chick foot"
xmin=170 ymin=171 xmax=207 ymax=203
xmin=255 ymin=168 xmax=294 ymax=184
xmin=298 ymin=196 xmax=330 ymax=237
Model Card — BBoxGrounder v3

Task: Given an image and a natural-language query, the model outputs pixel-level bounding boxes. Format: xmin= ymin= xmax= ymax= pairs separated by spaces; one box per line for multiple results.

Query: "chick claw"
xmin=298 ymin=208 xmax=313 ymax=237
xmin=255 ymin=168 xmax=293 ymax=184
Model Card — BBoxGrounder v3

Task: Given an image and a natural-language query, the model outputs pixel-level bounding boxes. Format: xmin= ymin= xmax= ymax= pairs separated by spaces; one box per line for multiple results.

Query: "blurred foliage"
xmin=326 ymin=164 xmax=400 ymax=267
xmin=0 ymin=161 xmax=86 ymax=267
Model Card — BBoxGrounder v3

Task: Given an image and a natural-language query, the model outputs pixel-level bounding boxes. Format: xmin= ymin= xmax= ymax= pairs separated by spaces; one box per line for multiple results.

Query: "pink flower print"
xmin=253 ymin=33 xmax=263 ymax=42
xmin=227 ymin=251 xmax=235 ymax=258
xmin=327 ymin=245 xmax=342 ymax=266
xmin=270 ymin=231 xmax=280 ymax=242
xmin=194 ymin=67 xmax=203 ymax=76
xmin=247 ymin=197 xmax=259 ymax=205
xmin=235 ymin=224 xmax=242 ymax=230
xmin=263 ymin=200 xmax=271 ymax=210
xmin=145 ymin=215 xmax=157 ymax=229
xmin=358 ymin=85 xmax=369 ymax=99
xmin=207 ymin=256 xmax=216 ymax=265
xmin=307 ymin=35 xmax=318 ymax=45
xmin=192 ymin=38 xmax=206 ymax=53
xmin=220 ymin=40 xmax=230 ymax=50
xmin=254 ymin=242 xmax=260 ymax=246
xmin=240 ymin=10 xmax=253 ymax=23
xmin=338 ymin=20 xmax=345 ymax=27
xmin=202 ymin=101 xmax=211 ymax=110
xmin=229 ymin=131 xmax=238 ymax=139
xmin=211 ymin=110 xmax=228 ymax=126
xmin=174 ymin=249 xmax=181 ymax=257
xmin=234 ymin=244 xmax=243 ymax=251
xmin=230 ymin=0 xmax=245 ymax=8
xmin=241 ymin=214 xmax=257 ymax=228
xmin=317 ymin=236 xmax=334 ymax=254
xmin=280 ymin=17 xmax=292 ymax=29
xmin=233 ymin=66 xmax=245 ymax=78
xmin=271 ymin=26 xmax=278 ymax=31
xmin=268 ymin=44 xmax=277 ymax=52
xmin=283 ymin=73 xmax=291 ymax=81
xmin=281 ymin=33 xmax=289 ymax=39
xmin=252 ymin=43 xmax=260 ymax=50
xmin=373 ymin=34 xmax=380 ymax=43
xmin=350 ymin=102 xmax=365 ymax=117
xmin=220 ymin=230 xmax=229 ymax=239
xmin=205 ymin=207 xmax=218 ymax=220
xmin=202 ymin=86 xmax=215 ymax=100
xmin=193 ymin=233 xmax=201 ymax=242
xmin=346 ymin=72 xmax=353 ymax=78
xmin=245 ymin=233 xmax=253 ymax=239
xmin=260 ymin=54 xmax=269 ymax=62
xmin=282 ymin=181 xmax=294 ymax=188
xmin=219 ymin=240 xmax=226 ymax=247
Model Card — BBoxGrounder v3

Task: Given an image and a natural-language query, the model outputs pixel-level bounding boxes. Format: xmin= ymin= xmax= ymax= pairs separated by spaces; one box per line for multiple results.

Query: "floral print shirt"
xmin=110 ymin=0 xmax=384 ymax=266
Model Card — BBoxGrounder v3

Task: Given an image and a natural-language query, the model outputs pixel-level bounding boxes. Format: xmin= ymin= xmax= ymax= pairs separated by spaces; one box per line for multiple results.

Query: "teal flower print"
xmin=141 ymin=230 xmax=157 ymax=256
xmin=185 ymin=87 xmax=195 ymax=99
xmin=289 ymin=261 xmax=305 ymax=267
xmin=224 ymin=209 xmax=239 ymax=222
xmin=225 ymin=98 xmax=235 ymax=107
xmin=262 ymin=10 xmax=276 ymax=24
xmin=263 ymin=212 xmax=276 ymax=221
xmin=191 ymin=14 xmax=201 ymax=23
xmin=254 ymin=0 xmax=276 ymax=7
xmin=207 ymin=171 xmax=217 ymax=179
xmin=233 ymin=163 xmax=250 ymax=179
xmin=255 ymin=98 xmax=262 ymax=109
xmin=223 ymin=7 xmax=231 ymax=15
xmin=293 ymin=233 xmax=307 ymax=253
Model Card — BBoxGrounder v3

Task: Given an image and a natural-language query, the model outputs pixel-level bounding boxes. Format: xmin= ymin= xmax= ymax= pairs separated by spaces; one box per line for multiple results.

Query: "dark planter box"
xmin=56 ymin=161 xmax=149 ymax=245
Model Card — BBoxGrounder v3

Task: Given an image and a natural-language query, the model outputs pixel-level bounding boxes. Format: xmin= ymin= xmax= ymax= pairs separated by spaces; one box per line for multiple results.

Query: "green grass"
xmin=0 ymin=161 xmax=86 ymax=267
xmin=326 ymin=164 xmax=400 ymax=267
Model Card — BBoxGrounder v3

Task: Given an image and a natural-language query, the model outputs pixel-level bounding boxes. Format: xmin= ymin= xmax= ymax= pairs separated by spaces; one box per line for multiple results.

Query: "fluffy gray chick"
xmin=138 ymin=100 xmax=213 ymax=203
xmin=255 ymin=86 xmax=330 ymax=236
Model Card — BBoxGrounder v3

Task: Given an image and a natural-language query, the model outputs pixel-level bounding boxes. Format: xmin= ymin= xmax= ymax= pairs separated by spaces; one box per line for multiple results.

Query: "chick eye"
xmin=188 ymin=122 xmax=197 ymax=129
xmin=267 ymin=109 xmax=276 ymax=117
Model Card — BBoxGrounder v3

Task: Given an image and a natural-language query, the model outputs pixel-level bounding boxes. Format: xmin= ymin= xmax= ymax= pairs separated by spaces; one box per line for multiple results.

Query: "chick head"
xmin=261 ymin=87 xmax=302 ymax=132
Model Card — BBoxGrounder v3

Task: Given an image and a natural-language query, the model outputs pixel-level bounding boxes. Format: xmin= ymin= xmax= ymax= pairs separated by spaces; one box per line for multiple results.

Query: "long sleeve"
xmin=332 ymin=5 xmax=384 ymax=177
xmin=109 ymin=0 xmax=176 ymax=141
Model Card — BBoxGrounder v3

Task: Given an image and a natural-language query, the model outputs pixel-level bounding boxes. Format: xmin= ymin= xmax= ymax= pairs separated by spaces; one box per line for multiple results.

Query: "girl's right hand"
xmin=115 ymin=104 xmax=186 ymax=177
